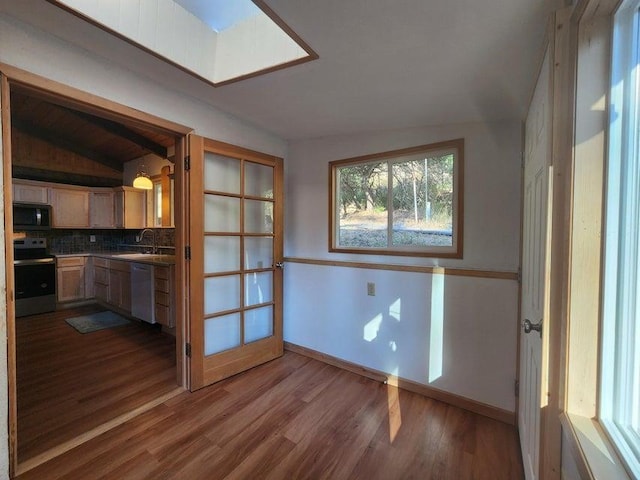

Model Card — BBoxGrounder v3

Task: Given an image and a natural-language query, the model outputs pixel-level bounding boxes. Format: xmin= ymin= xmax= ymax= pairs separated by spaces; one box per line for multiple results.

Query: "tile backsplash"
xmin=19 ymin=228 xmax=175 ymax=255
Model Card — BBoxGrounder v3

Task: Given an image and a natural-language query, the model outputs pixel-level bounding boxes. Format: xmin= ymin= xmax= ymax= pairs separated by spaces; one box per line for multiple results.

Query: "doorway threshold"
xmin=15 ymin=386 xmax=184 ymax=476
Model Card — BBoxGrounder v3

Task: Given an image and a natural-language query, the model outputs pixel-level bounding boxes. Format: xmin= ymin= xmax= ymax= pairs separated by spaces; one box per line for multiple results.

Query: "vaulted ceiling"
xmin=2 ymin=0 xmax=560 ymax=140
xmin=10 ymin=89 xmax=176 ymax=187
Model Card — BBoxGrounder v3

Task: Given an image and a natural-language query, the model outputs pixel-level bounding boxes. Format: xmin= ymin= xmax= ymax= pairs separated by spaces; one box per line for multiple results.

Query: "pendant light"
xmin=133 ymin=163 xmax=153 ymax=190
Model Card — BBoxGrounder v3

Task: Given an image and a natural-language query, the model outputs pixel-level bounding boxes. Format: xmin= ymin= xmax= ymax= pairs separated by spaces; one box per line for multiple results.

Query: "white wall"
xmin=284 ymin=121 xmax=522 ymax=412
xmin=0 ymin=8 xmax=287 ymax=479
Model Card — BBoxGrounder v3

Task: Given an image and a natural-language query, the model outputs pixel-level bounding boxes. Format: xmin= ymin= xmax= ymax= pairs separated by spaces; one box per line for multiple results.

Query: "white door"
xmin=519 ymin=48 xmax=552 ymax=480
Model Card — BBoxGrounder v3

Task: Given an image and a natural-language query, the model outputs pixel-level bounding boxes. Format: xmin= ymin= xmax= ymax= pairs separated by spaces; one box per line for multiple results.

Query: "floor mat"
xmin=65 ymin=310 xmax=130 ymax=334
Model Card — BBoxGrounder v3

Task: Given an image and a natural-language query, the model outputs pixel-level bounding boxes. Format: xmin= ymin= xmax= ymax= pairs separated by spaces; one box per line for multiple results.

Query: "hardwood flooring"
xmin=16 ymin=304 xmax=177 ymax=464
xmin=16 ymin=350 xmax=524 ymax=479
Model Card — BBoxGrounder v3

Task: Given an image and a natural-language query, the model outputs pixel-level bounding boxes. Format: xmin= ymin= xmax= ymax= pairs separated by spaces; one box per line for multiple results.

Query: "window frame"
xmin=328 ymin=138 xmax=464 ymax=258
xmin=599 ymin=0 xmax=640 ymax=477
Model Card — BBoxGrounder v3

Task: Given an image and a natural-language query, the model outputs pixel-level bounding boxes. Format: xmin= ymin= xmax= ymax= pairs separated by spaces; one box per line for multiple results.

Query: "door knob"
xmin=523 ymin=319 xmax=542 ymax=336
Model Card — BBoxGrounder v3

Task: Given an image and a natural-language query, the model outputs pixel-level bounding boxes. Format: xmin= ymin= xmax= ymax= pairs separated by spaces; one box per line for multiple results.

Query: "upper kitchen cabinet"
xmin=50 ymin=185 xmax=90 ymax=228
xmin=115 ymin=186 xmax=146 ymax=229
xmin=13 ymin=179 xmax=49 ymax=204
xmin=90 ymin=189 xmax=116 ymax=228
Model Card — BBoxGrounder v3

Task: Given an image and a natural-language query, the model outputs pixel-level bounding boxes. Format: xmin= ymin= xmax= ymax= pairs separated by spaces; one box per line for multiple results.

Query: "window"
xmin=601 ymin=1 xmax=640 ymax=476
xmin=329 ymin=138 xmax=463 ymax=257
xmin=151 ymin=176 xmax=174 ymax=227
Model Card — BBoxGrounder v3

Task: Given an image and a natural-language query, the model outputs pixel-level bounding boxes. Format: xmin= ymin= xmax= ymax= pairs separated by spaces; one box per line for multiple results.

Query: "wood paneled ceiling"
xmin=10 ymin=90 xmax=176 ymax=187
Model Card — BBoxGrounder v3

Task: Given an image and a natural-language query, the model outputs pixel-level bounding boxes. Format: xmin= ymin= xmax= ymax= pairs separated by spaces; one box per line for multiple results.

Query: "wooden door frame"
xmin=0 ymin=63 xmax=192 ymax=477
xmin=517 ymin=8 xmax=573 ymax=479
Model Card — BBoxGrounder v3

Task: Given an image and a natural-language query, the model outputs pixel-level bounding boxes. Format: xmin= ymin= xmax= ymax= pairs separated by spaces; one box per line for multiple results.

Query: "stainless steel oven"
xmin=14 ymin=238 xmax=56 ymax=317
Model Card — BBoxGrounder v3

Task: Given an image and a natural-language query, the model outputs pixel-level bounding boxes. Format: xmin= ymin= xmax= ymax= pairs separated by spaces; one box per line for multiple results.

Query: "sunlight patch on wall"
xmin=389 ymin=298 xmax=401 ymax=322
xmin=363 ymin=314 xmax=382 ymax=342
xmin=428 ymin=269 xmax=445 ymax=383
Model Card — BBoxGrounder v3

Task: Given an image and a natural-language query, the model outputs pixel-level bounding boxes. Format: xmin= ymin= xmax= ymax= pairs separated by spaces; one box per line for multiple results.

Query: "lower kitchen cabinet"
xmin=56 ymin=256 xmax=87 ymax=303
xmin=154 ymin=265 xmax=174 ymax=328
xmin=108 ymin=260 xmax=131 ymax=314
xmin=94 ymin=258 xmax=109 ymax=302
xmin=93 ymin=257 xmax=131 ymax=314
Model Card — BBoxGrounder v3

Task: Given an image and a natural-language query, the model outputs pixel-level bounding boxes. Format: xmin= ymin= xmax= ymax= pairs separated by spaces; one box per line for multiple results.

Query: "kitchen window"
xmin=329 ymin=138 xmax=463 ymax=258
xmin=600 ymin=0 xmax=640 ymax=477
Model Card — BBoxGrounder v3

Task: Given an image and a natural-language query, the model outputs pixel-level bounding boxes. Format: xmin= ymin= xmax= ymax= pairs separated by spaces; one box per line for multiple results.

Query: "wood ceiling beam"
xmin=12 ymin=118 xmax=124 ymax=172
xmin=65 ymin=108 xmax=169 ymax=158
xmin=12 ymin=166 xmax=122 ymax=188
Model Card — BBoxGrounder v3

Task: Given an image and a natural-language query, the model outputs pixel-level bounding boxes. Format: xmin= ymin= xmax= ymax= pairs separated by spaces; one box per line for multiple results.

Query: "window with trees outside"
xmin=601 ymin=0 xmax=640 ymax=477
xmin=329 ymin=138 xmax=463 ymax=257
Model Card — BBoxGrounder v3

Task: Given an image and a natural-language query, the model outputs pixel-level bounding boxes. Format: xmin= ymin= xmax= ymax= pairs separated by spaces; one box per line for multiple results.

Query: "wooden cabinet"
xmin=12 ymin=180 xmax=151 ymax=229
xmin=115 ymin=187 xmax=146 ymax=229
xmin=56 ymin=256 xmax=86 ymax=303
xmin=94 ymin=257 xmax=109 ymax=302
xmin=109 ymin=264 xmax=131 ymax=313
xmin=13 ymin=180 xmax=49 ymax=204
xmin=50 ymin=187 xmax=90 ymax=228
xmin=94 ymin=258 xmax=132 ymax=313
xmin=154 ymin=265 xmax=174 ymax=328
xmin=90 ymin=190 xmax=115 ymax=228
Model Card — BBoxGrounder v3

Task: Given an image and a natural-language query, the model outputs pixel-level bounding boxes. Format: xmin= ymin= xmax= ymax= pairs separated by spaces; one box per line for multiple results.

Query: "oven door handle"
xmin=14 ymin=258 xmax=55 ymax=266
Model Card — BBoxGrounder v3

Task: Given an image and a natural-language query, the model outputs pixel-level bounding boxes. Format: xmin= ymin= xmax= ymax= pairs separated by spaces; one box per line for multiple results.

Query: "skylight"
xmin=173 ymin=0 xmax=261 ymax=32
xmin=48 ymin=0 xmax=317 ymax=86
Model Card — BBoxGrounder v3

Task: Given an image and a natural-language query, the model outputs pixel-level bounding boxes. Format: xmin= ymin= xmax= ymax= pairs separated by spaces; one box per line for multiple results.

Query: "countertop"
xmin=55 ymin=252 xmax=176 ymax=266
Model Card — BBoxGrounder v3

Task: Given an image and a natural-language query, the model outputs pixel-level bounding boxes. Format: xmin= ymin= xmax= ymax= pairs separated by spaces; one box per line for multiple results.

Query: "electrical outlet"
xmin=367 ymin=282 xmax=375 ymax=296
xmin=90 ymin=235 xmax=96 ymax=243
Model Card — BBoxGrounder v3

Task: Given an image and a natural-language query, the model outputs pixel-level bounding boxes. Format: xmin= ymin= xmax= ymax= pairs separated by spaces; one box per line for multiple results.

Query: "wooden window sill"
xmin=560 ymin=412 xmax=632 ymax=480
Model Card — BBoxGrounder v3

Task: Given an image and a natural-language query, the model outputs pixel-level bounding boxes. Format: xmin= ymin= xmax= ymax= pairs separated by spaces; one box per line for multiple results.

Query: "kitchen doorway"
xmin=1 ymin=65 xmax=192 ymax=476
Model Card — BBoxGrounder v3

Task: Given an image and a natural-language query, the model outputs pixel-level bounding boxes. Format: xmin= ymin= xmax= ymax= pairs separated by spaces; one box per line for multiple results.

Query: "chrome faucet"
xmin=136 ymin=228 xmax=157 ymax=254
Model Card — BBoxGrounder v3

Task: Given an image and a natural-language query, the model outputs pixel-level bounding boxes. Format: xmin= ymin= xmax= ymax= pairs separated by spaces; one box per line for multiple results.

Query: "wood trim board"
xmin=284 ymin=342 xmax=516 ymax=426
xmin=0 ymin=63 xmax=192 ymax=137
xmin=284 ymin=256 xmax=519 ymax=281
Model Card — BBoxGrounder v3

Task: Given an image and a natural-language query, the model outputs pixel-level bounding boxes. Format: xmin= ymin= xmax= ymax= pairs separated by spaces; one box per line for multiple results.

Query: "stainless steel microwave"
xmin=13 ymin=203 xmax=52 ymax=230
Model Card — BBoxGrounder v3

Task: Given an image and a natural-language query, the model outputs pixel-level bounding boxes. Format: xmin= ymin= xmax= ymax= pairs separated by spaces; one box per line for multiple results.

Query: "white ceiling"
xmin=2 ymin=0 xmax=559 ymax=141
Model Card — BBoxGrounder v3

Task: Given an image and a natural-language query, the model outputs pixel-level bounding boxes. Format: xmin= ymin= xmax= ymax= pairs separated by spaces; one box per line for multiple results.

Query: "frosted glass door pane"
xmin=204 ymin=275 xmax=240 ymax=315
xmin=205 ymin=195 xmax=240 ymax=232
xmin=245 ymin=200 xmax=273 ymax=233
xmin=245 ymin=162 xmax=273 ymax=198
xmin=244 ymin=306 xmax=273 ymax=343
xmin=204 ymin=236 xmax=240 ymax=273
xmin=204 ymin=153 xmax=240 ymax=194
xmin=245 ymin=272 xmax=272 ymax=306
xmin=244 ymin=237 xmax=273 ymax=270
xmin=205 ymin=313 xmax=241 ymax=355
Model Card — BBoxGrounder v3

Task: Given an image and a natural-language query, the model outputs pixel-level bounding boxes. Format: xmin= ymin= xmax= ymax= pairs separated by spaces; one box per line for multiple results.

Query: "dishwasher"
xmin=131 ymin=263 xmax=155 ymax=323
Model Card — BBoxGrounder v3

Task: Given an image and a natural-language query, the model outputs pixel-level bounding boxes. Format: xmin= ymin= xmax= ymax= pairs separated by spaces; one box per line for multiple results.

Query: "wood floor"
xmin=16 ymin=304 xmax=177 ymax=464
xmin=16 ymin=350 xmax=524 ymax=480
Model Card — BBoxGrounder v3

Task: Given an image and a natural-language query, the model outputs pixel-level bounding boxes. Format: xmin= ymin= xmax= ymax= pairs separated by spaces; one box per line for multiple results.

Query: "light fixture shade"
xmin=133 ymin=173 xmax=153 ymax=190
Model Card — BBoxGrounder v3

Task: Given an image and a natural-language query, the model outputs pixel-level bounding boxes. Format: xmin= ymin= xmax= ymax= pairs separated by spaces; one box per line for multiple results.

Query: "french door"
xmin=187 ymin=135 xmax=284 ymax=390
